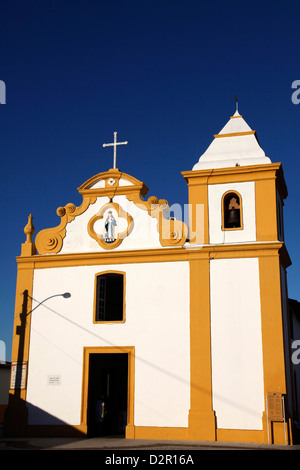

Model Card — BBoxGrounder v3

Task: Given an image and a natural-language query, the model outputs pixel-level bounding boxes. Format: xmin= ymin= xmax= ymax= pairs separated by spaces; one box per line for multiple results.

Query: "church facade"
xmin=5 ymin=110 xmax=297 ymax=445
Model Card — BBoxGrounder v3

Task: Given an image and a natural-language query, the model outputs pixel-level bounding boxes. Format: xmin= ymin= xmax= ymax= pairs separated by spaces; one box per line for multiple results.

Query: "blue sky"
xmin=0 ymin=0 xmax=299 ymax=361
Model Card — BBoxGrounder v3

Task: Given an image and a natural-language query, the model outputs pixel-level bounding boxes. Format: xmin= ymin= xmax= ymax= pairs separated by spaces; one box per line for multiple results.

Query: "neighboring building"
xmin=5 ymin=110 xmax=298 ymax=444
xmin=289 ymin=298 xmax=300 ymax=442
xmin=0 ymin=362 xmax=11 ymax=427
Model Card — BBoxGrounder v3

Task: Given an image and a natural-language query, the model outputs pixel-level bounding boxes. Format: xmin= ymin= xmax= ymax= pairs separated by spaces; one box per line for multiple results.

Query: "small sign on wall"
xmin=47 ymin=375 xmax=61 ymax=386
xmin=10 ymin=362 xmax=28 ymax=389
xmin=266 ymin=392 xmax=287 ymax=445
xmin=267 ymin=392 xmax=284 ymax=421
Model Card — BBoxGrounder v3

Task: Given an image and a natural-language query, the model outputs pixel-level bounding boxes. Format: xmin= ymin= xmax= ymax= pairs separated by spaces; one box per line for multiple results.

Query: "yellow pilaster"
xmin=255 ymin=178 xmax=278 ymax=241
xmin=182 ymin=171 xmax=209 ymax=245
xmin=188 ymin=257 xmax=216 ymax=440
xmin=259 ymin=254 xmax=290 ymax=444
xmin=4 ymin=260 xmax=34 ymax=436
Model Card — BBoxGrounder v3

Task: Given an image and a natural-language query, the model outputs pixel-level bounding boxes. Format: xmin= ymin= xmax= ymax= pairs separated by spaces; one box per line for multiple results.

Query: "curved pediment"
xmin=33 ymin=169 xmax=188 ymax=255
xmin=77 ymin=169 xmax=149 ymax=200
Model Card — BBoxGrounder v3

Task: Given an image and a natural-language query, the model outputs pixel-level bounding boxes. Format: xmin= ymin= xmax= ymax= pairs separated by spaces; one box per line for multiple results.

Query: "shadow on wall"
xmin=6 ymin=291 xmax=300 ymax=442
xmin=4 ymin=289 xmax=83 ymax=437
xmin=4 ymin=394 xmax=85 ymax=437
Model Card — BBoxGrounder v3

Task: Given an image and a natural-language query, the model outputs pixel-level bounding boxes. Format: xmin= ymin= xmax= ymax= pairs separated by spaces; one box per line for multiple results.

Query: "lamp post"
xmin=15 ymin=291 xmax=71 ymax=389
xmin=29 ymin=292 xmax=71 ymax=314
xmin=4 ymin=291 xmax=71 ymax=436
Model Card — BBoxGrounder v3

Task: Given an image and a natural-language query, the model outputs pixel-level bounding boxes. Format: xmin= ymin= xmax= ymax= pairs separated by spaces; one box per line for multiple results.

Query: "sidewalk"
xmin=0 ymin=435 xmax=299 ymax=451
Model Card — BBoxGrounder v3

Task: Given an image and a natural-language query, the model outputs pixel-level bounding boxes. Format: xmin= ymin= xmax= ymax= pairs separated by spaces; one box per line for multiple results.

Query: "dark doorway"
xmin=87 ymin=353 xmax=128 ymax=437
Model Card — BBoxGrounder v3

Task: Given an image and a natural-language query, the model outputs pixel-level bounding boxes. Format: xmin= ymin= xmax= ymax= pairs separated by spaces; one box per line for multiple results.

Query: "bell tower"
xmin=182 ymin=109 xmax=293 ymax=444
xmin=182 ymin=109 xmax=285 ymax=245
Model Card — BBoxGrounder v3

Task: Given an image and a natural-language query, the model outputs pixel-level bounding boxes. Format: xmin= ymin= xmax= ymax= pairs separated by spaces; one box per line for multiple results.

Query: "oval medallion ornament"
xmin=87 ymin=202 xmax=134 ymax=250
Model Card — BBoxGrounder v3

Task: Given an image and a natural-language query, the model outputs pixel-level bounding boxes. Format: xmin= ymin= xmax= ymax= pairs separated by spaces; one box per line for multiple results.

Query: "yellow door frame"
xmin=81 ymin=346 xmax=135 ymax=438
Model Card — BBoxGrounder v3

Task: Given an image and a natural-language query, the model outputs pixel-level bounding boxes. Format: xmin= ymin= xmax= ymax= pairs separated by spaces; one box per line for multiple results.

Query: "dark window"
xmin=223 ymin=192 xmax=242 ymax=229
xmin=95 ymin=273 xmax=124 ymax=322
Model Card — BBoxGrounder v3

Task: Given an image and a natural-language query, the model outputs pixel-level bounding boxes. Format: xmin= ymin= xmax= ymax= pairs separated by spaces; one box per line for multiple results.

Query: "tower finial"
xmin=21 ymin=214 xmax=36 ymax=256
xmin=24 ymin=214 xmax=35 ymax=243
xmin=233 ymin=95 xmax=239 ymax=113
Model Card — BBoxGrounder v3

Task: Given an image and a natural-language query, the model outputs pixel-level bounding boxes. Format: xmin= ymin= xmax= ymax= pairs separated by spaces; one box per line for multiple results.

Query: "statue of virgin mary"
xmin=104 ymin=210 xmax=117 ymax=242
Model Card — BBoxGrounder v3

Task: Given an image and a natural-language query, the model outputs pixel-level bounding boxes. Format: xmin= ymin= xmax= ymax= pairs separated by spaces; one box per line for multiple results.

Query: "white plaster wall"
xmin=208 ymin=182 xmax=256 ymax=244
xmin=26 ymin=262 xmax=190 ymax=428
xmin=60 ymin=194 xmax=162 ymax=253
xmin=210 ymin=258 xmax=264 ymax=430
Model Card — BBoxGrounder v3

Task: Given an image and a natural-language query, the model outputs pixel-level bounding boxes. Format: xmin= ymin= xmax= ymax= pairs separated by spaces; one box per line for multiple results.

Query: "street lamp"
xmin=29 ymin=292 xmax=71 ymax=314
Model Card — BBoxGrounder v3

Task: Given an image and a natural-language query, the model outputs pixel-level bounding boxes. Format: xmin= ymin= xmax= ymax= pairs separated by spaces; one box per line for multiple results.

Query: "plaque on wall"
xmin=10 ymin=362 xmax=28 ymax=389
xmin=47 ymin=375 xmax=61 ymax=386
xmin=267 ymin=392 xmax=283 ymax=421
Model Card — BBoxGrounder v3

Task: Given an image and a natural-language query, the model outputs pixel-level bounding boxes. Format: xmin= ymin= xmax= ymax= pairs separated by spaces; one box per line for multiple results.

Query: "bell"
xmin=227 ymin=208 xmax=240 ymax=226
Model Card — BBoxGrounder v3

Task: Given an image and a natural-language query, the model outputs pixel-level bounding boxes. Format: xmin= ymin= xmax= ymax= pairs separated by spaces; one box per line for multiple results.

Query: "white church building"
xmin=5 ymin=109 xmax=298 ymax=445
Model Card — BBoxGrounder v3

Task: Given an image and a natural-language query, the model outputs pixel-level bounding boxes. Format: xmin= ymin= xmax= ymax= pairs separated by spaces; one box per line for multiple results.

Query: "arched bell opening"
xmin=222 ymin=191 xmax=243 ymax=230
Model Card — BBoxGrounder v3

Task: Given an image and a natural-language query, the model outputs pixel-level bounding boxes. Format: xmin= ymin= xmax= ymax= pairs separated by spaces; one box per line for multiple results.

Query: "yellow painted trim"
xmin=133 ymin=426 xmax=188 ymax=440
xmin=230 ymin=115 xmax=243 ymax=119
xmin=188 ymin=258 xmax=216 ymax=440
xmin=259 ymin=256 xmax=287 ymax=392
xmin=255 ymin=177 xmax=278 ymax=241
xmin=185 ymin=180 xmax=209 ymax=245
xmin=4 ymin=263 xmax=35 ymax=435
xmin=214 ymin=131 xmax=256 ymax=138
xmin=258 ymin=255 xmax=291 ymax=444
xmin=221 ymin=190 xmax=243 ymax=231
xmin=77 ymin=169 xmax=149 ymax=199
xmin=216 ymin=428 xmax=265 ymax=444
xmin=93 ymin=270 xmax=126 ymax=324
xmin=182 ymin=163 xmax=287 ymax=200
xmin=16 ymin=241 xmax=290 ymax=269
xmin=80 ymin=346 xmax=135 ymax=437
xmin=10 ymin=266 xmax=34 ymax=389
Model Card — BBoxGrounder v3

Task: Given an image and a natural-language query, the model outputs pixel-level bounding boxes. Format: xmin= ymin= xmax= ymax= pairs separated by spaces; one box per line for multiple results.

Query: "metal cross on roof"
xmin=103 ymin=131 xmax=128 ymax=169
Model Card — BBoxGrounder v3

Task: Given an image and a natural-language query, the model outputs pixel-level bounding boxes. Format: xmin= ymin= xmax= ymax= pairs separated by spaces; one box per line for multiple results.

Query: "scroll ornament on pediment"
xmin=126 ymin=193 xmax=188 ymax=247
xmin=33 ymin=182 xmax=188 ymax=254
xmin=35 ymin=196 xmax=97 ymax=254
